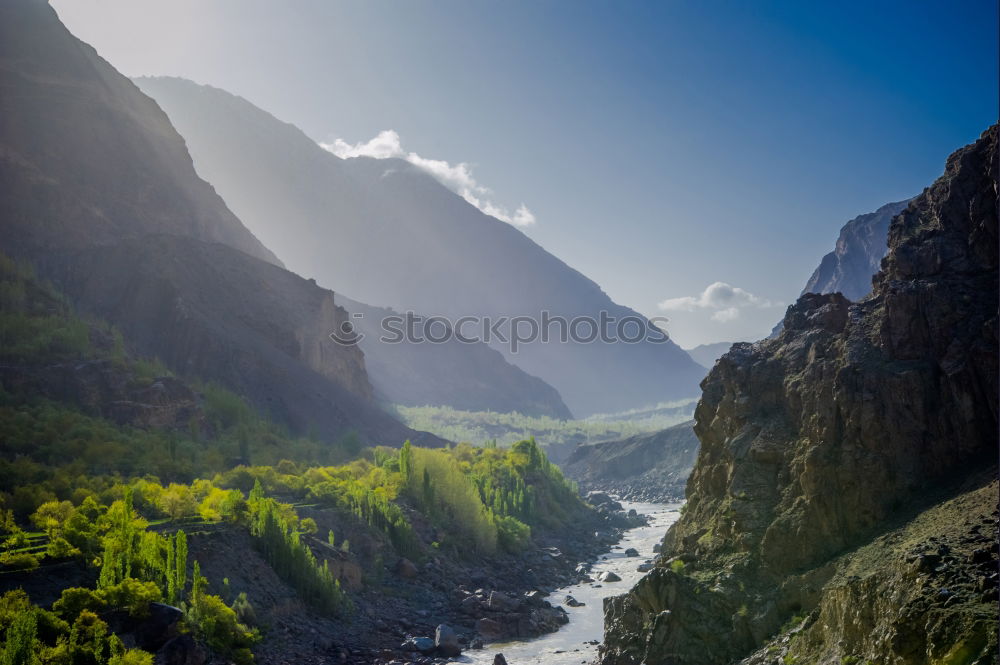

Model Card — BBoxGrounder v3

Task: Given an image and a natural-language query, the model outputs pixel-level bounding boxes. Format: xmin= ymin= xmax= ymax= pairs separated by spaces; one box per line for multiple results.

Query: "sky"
xmin=51 ymin=0 xmax=998 ymax=347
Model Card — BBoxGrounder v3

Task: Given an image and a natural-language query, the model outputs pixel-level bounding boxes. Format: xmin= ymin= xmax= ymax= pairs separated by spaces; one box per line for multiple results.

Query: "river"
xmin=460 ymin=501 xmax=681 ymax=665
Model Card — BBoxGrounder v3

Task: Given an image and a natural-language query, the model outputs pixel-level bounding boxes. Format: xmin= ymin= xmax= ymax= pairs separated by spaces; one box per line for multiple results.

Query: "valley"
xmin=0 ymin=2 xmax=996 ymax=665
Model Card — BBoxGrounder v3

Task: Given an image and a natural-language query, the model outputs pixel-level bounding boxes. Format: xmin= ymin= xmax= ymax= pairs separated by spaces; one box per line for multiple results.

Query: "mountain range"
xmin=134 ymin=76 xmax=706 ymax=417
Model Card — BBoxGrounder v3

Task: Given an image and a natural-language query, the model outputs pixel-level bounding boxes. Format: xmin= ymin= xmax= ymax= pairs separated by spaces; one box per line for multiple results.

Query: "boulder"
xmin=395 ymin=558 xmax=418 ymax=578
xmin=624 ymin=548 xmax=639 ymax=557
xmin=493 ymin=654 xmax=508 ymax=665
xmin=487 ymin=590 xmax=519 ymax=612
xmin=599 ymin=571 xmax=622 ymax=582
xmin=435 ymin=624 xmax=462 ymax=657
xmin=401 ymin=636 xmax=435 ymax=654
xmin=476 ymin=617 xmax=504 ymax=640
xmin=565 ymin=595 xmax=585 ymax=607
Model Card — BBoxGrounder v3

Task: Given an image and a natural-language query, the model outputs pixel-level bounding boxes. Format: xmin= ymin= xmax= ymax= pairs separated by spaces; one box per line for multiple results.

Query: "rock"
xmin=524 ymin=590 xmax=546 ymax=606
xmin=487 ymin=590 xmax=519 ymax=612
xmin=598 ymin=571 xmax=622 ymax=582
xmin=564 ymin=595 xmax=585 ymax=607
xmin=435 ymin=624 xmax=462 ymax=657
xmin=624 ymin=548 xmax=639 ymax=557
xmin=461 ymin=595 xmax=482 ymax=614
xmin=401 ymin=636 xmax=435 ymax=654
xmin=493 ymin=654 xmax=508 ymax=665
xmin=395 ymin=558 xmax=418 ymax=578
xmin=156 ymin=634 xmax=207 ymax=665
xmin=637 ymin=563 xmax=654 ymax=573
xmin=476 ymin=618 xmax=504 ymax=641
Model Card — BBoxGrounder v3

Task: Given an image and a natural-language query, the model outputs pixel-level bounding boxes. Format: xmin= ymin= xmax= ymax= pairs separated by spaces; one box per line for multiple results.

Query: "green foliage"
xmin=249 ymin=494 xmax=351 ymax=616
xmin=185 ymin=581 xmax=258 ymax=665
xmin=406 ymin=447 xmax=497 ymax=553
xmin=670 ymin=559 xmax=686 ymax=574
xmin=0 ymin=605 xmax=36 ymax=665
xmin=391 ymin=401 xmax=697 ymax=450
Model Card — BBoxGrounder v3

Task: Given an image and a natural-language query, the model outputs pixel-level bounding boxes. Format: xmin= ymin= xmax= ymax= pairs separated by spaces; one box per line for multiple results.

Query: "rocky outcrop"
xmin=601 ymin=126 xmax=998 ymax=665
xmin=563 ymin=421 xmax=699 ymax=502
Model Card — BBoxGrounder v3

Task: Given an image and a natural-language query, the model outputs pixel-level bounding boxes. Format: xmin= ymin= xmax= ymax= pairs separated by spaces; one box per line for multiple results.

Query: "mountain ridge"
xmin=134 ymin=75 xmax=706 ymax=417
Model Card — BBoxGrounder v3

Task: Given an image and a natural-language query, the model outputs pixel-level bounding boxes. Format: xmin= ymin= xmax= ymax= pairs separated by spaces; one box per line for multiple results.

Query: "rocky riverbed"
xmin=458 ymin=501 xmax=681 ymax=665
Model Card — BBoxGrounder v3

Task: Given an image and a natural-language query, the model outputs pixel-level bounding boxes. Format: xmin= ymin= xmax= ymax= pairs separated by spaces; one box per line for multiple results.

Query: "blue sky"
xmin=53 ymin=0 xmax=998 ymax=346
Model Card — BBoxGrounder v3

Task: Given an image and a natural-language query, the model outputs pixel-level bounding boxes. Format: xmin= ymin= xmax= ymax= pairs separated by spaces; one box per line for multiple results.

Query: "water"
xmin=460 ymin=501 xmax=681 ymax=665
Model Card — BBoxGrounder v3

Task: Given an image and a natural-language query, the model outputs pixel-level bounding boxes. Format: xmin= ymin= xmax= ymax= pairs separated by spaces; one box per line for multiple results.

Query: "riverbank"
xmin=460 ymin=501 xmax=681 ymax=665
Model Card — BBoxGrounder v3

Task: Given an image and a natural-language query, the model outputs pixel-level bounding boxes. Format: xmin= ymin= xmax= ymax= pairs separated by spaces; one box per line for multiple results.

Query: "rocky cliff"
xmin=600 ymin=126 xmax=998 ymax=665
xmin=0 ymin=0 xmax=425 ymax=445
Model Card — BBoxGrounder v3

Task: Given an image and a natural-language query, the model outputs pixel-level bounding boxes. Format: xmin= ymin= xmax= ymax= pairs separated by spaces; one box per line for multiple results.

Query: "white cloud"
xmin=658 ymin=282 xmax=781 ymax=323
xmin=320 ymin=130 xmax=536 ymax=228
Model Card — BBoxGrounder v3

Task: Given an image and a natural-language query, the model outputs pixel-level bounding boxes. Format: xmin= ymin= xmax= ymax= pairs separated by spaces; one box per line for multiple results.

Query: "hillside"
xmin=337 ymin=295 xmax=571 ymax=419
xmin=134 ymin=76 xmax=706 ymax=417
xmin=0 ymin=0 xmax=422 ymax=445
xmin=561 ymin=421 xmax=700 ymax=502
xmin=600 ymin=126 xmax=998 ymax=664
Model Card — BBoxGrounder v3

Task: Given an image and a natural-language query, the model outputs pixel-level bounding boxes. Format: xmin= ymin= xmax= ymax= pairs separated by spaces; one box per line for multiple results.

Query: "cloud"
xmin=658 ymin=282 xmax=781 ymax=322
xmin=320 ymin=130 xmax=536 ymax=227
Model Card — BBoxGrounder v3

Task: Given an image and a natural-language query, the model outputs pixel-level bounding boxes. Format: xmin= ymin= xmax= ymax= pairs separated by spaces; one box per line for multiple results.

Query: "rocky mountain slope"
xmin=770 ymin=199 xmax=911 ymax=337
xmin=0 ymin=0 xmax=426 ymax=446
xmin=803 ymin=198 xmax=911 ymax=300
xmin=600 ymin=126 xmax=998 ymax=665
xmin=333 ymin=297 xmax=572 ymax=419
xmin=562 ymin=421 xmax=699 ymax=502
xmin=134 ymin=76 xmax=706 ymax=417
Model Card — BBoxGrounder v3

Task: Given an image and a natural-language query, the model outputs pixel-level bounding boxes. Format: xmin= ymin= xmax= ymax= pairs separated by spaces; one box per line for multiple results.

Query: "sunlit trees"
xmin=248 ymin=491 xmax=350 ymax=616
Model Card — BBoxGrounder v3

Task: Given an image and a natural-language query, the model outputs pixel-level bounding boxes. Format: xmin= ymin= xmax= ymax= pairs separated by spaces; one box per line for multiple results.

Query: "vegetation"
xmin=0 ymin=254 xmax=596 ymax=660
xmin=391 ymin=401 xmax=696 ymax=452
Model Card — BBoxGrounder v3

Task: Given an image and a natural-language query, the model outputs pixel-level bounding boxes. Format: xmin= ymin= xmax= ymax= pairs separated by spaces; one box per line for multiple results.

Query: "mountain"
xmin=601 ymin=127 xmax=998 ymax=664
xmin=683 ymin=342 xmax=741 ymax=370
xmin=769 ymin=199 xmax=912 ymax=337
xmin=562 ymin=421 xmax=699 ymax=502
xmin=134 ymin=76 xmax=706 ymax=417
xmin=803 ymin=198 xmax=912 ymax=300
xmin=336 ymin=295 xmax=572 ymax=418
xmin=0 ymin=0 xmax=432 ymax=446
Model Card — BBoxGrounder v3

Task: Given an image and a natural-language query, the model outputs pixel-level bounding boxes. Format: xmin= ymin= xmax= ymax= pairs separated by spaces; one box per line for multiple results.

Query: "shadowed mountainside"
xmin=0 ymin=0 xmax=432 ymax=446
xmin=336 ymin=294 xmax=572 ymax=419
